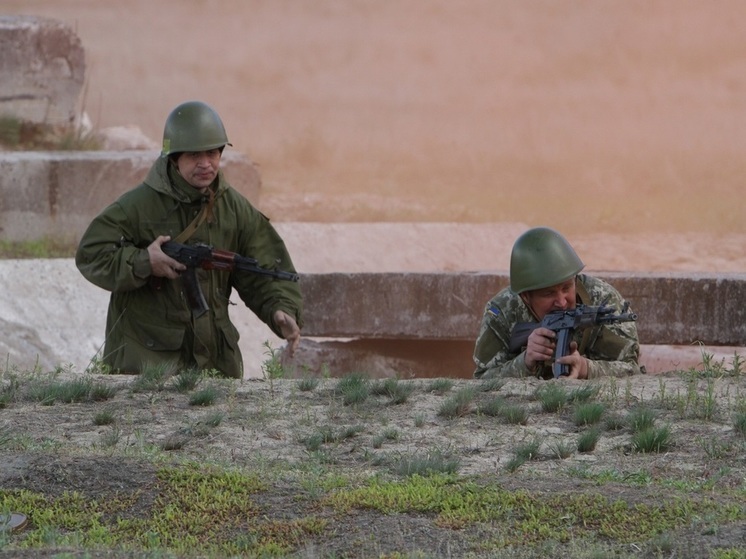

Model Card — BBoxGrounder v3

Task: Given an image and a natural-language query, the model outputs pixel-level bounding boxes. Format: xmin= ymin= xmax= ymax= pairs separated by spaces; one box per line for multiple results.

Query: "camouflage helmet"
xmin=161 ymin=101 xmax=230 ymax=157
xmin=509 ymin=227 xmax=584 ymax=293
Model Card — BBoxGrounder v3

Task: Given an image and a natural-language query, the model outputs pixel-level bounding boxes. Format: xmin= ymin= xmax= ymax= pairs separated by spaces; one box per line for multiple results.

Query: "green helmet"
xmin=509 ymin=227 xmax=584 ymax=293
xmin=161 ymin=101 xmax=230 ymax=157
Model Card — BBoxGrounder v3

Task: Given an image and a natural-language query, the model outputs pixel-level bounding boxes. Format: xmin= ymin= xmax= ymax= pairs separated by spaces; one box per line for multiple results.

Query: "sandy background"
xmin=2 ymin=1 xmax=746 ymax=375
xmin=6 ymin=0 xmax=746 ymax=243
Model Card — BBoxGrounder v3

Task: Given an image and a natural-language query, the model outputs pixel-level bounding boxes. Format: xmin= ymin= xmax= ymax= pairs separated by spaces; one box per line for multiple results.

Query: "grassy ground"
xmin=1 ymin=352 xmax=745 ymax=558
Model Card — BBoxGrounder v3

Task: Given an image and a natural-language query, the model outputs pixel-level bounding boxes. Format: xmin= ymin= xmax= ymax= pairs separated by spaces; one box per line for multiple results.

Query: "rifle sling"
xmin=151 ymin=191 xmax=213 ymax=292
xmin=173 ymin=190 xmax=214 ymax=244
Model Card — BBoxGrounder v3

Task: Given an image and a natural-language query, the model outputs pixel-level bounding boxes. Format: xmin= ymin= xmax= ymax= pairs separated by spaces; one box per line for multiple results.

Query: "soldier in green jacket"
xmin=473 ymin=227 xmax=643 ymax=380
xmin=76 ymin=101 xmax=302 ymax=378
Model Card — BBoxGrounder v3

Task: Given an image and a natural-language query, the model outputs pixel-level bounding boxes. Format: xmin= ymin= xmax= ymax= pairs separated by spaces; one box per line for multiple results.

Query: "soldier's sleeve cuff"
xmin=132 ymin=249 xmax=152 ymax=279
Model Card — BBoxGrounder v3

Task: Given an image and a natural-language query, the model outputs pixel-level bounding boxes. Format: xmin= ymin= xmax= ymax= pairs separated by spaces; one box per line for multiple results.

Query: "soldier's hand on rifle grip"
xmin=524 ymin=327 xmax=556 ymax=371
xmin=557 ymin=341 xmax=589 ymax=379
xmin=274 ymin=310 xmax=301 ymax=357
xmin=148 ymin=236 xmax=187 ymax=279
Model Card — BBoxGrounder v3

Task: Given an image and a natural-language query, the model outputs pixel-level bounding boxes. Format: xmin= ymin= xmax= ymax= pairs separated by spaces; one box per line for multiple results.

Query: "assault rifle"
xmin=161 ymin=241 xmax=299 ymax=318
xmin=508 ymin=302 xmax=637 ymax=378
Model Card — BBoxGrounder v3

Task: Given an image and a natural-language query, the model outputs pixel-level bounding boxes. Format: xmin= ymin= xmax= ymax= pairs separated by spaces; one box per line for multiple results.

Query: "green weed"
xmin=631 ymin=426 xmax=673 ymax=453
xmin=335 ymin=372 xmax=371 ymax=405
xmin=426 ymin=378 xmax=453 ymax=393
xmin=390 ymin=449 xmax=461 ymax=477
xmin=437 ymin=386 xmax=475 ymax=418
xmin=573 ymin=402 xmax=606 ymax=426
xmin=535 ymin=383 xmax=567 ymax=413
xmin=577 ymin=427 xmax=601 ymax=453
xmin=188 ymin=386 xmax=218 ymax=407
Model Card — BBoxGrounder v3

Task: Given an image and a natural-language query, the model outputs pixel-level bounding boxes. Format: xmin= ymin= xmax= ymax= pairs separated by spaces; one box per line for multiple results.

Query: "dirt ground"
xmin=1 ymin=369 xmax=745 ymax=557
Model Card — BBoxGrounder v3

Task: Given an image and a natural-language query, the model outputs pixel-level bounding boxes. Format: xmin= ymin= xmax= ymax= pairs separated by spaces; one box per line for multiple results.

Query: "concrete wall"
xmin=0 ymin=150 xmax=261 ymax=243
xmin=290 ymin=271 xmax=746 ymax=377
xmin=0 ymin=16 xmax=85 ymax=127
xmin=300 ymin=272 xmax=746 ymax=346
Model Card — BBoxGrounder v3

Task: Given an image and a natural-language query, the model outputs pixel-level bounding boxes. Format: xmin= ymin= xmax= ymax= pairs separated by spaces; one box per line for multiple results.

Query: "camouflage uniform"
xmin=473 ymin=274 xmax=643 ymax=379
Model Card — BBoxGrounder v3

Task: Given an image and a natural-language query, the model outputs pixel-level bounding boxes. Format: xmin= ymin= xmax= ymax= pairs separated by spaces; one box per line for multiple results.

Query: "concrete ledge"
xmin=300 ymin=272 xmax=746 ymax=346
xmin=0 ymin=259 xmax=743 ymax=378
xmin=0 ymin=151 xmax=261 ymax=242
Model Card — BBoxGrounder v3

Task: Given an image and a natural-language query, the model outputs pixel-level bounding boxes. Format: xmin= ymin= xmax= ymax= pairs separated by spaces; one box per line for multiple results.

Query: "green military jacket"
xmin=473 ymin=274 xmax=643 ymax=379
xmin=76 ymin=156 xmax=303 ymax=378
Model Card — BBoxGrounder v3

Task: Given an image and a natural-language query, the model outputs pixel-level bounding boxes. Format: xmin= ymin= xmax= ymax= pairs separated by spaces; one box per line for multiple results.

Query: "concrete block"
xmin=0 ymin=16 xmax=85 ymax=126
xmin=299 ymin=272 xmax=746 ymax=346
xmin=607 ymin=273 xmax=746 ymax=345
xmin=300 ymin=272 xmax=501 ymax=340
xmin=0 ymin=151 xmax=261 ymax=243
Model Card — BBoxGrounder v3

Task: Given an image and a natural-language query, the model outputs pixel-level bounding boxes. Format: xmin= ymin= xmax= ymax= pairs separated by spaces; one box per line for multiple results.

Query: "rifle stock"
xmin=508 ymin=322 xmax=538 ymax=353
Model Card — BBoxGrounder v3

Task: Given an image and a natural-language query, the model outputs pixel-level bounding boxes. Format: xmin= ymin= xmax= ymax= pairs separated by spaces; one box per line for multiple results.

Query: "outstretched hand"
xmin=148 ymin=236 xmax=187 ymax=279
xmin=274 ymin=310 xmax=301 ymax=357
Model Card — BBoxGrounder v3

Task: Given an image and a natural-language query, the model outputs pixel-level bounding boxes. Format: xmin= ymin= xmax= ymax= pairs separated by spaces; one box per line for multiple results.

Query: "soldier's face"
xmin=175 ymin=149 xmax=222 ymax=190
xmin=523 ymin=278 xmax=576 ymax=319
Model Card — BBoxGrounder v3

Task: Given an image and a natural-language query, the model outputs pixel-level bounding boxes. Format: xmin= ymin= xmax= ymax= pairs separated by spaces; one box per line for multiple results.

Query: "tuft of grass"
xmin=200 ymin=411 xmax=226 ymax=428
xmin=173 ymin=368 xmax=203 ymax=392
xmin=88 ymin=382 xmax=118 ymax=401
xmin=427 ymin=378 xmax=454 ymax=394
xmin=568 ymin=384 xmax=600 ymax=403
xmin=371 ymin=377 xmax=414 ymax=404
xmin=301 ymin=425 xmax=364 ymax=451
xmin=577 ymin=427 xmax=601 ymax=453
xmin=513 ymin=437 xmax=542 ymax=462
xmin=371 ymin=428 xmax=400 ymax=449
xmin=548 ymin=439 xmax=574 ymax=460
xmin=335 ymin=372 xmax=370 ymax=406
xmin=0 ymin=423 xmax=13 ymax=449
xmin=188 ymin=386 xmax=219 ymax=407
xmin=604 ymin=413 xmax=626 ymax=431
xmin=632 ymin=426 xmax=673 ymax=453
xmin=734 ymin=412 xmax=746 ymax=437
xmin=505 ymin=437 xmax=542 ymax=472
xmin=627 ymin=406 xmax=658 ymax=433
xmin=131 ymin=362 xmax=176 ymax=392
xmin=24 ymin=376 xmax=115 ymax=406
xmin=93 ymin=408 xmax=116 ymax=426
xmin=500 ymin=403 xmax=530 ymax=425
xmin=84 ymin=356 xmax=113 ymax=375
xmin=161 ymin=433 xmax=190 ymax=451
xmin=437 ymin=386 xmax=475 ymax=419
xmin=535 ymin=383 xmax=568 ymax=413
xmin=391 ymin=449 xmax=460 ymax=477
xmin=476 ymin=396 xmax=505 ymax=417
xmin=573 ymin=402 xmax=606 ymax=426
xmin=297 ymin=376 xmax=319 ymax=392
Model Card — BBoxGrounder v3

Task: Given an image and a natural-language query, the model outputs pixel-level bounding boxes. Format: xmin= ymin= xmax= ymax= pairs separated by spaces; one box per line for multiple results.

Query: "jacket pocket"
xmin=129 ymin=319 xmax=186 ymax=352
